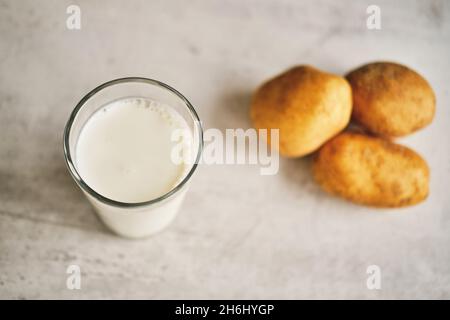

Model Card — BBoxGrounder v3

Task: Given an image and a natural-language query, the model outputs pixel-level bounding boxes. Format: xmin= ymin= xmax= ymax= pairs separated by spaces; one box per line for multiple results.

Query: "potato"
xmin=250 ymin=65 xmax=352 ymax=157
xmin=313 ymin=132 xmax=429 ymax=207
xmin=346 ymin=62 xmax=435 ymax=137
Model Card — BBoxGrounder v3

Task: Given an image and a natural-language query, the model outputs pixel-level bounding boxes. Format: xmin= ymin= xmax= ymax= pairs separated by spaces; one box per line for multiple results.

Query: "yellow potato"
xmin=346 ymin=62 xmax=435 ymax=137
xmin=313 ymin=132 xmax=429 ymax=207
xmin=250 ymin=65 xmax=352 ymax=157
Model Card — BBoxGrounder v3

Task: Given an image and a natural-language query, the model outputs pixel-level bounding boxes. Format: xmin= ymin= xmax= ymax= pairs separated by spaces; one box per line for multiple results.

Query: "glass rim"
xmin=63 ymin=77 xmax=204 ymax=208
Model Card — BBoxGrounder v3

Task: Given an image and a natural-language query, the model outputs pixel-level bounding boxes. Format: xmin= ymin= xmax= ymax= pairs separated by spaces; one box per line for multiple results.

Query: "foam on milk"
xmin=75 ymin=97 xmax=192 ymax=203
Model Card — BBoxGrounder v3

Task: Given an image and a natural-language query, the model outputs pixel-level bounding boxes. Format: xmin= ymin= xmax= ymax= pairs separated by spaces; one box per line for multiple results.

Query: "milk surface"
xmin=75 ymin=97 xmax=191 ymax=203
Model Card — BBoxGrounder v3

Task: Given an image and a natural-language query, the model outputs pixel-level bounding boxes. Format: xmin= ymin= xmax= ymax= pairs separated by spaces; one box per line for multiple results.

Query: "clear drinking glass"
xmin=63 ymin=78 xmax=203 ymax=238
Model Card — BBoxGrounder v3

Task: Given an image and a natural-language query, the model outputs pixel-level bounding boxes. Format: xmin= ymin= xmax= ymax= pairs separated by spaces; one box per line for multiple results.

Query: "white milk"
xmin=75 ymin=97 xmax=193 ymax=237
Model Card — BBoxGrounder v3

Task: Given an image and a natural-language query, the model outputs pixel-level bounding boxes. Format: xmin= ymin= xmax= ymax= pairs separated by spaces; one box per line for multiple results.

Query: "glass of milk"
xmin=63 ymin=78 xmax=203 ymax=238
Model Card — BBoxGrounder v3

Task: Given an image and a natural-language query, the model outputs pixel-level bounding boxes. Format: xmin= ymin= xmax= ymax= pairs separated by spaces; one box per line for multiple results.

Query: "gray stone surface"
xmin=0 ymin=0 xmax=449 ymax=299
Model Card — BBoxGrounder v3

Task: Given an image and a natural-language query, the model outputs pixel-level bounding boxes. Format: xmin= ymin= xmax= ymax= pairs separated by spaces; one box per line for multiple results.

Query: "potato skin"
xmin=250 ymin=65 xmax=352 ymax=157
xmin=313 ymin=132 xmax=429 ymax=207
xmin=346 ymin=62 xmax=435 ymax=137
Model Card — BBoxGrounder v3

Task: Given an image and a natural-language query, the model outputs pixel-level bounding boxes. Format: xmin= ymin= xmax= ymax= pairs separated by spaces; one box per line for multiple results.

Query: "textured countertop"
xmin=1 ymin=0 xmax=449 ymax=299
